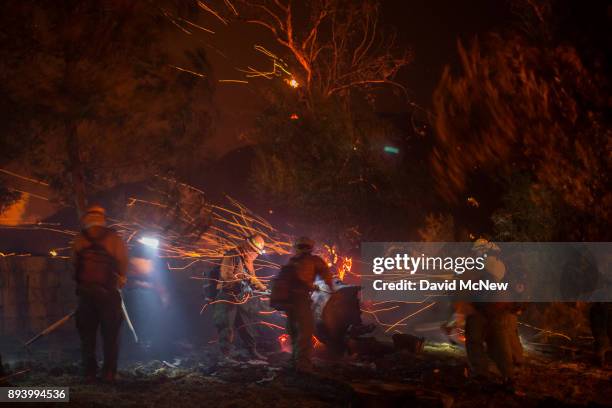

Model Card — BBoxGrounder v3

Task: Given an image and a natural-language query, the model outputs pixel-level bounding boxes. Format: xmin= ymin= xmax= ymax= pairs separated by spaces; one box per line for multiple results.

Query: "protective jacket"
xmin=288 ymin=253 xmax=333 ymax=292
xmin=217 ymin=249 xmax=266 ymax=293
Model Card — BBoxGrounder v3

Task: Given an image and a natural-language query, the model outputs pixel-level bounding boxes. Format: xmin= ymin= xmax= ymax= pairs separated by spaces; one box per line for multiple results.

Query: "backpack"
xmin=269 ymin=262 xmax=297 ymax=311
xmin=203 ymin=265 xmax=221 ymax=300
xmin=76 ymin=229 xmax=118 ymax=289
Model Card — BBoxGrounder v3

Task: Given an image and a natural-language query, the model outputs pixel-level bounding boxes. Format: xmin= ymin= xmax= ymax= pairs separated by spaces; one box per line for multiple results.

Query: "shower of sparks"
xmin=159 ymin=7 xmax=296 ymax=88
xmin=0 ymin=169 xmax=440 ymax=340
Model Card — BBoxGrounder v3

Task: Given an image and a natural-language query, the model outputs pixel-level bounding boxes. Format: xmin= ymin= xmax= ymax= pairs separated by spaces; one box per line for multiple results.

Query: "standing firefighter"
xmin=464 ymin=239 xmax=522 ymax=391
xmin=283 ymin=237 xmax=333 ymax=373
xmin=213 ymin=234 xmax=267 ymax=361
xmin=73 ymin=205 xmax=128 ymax=383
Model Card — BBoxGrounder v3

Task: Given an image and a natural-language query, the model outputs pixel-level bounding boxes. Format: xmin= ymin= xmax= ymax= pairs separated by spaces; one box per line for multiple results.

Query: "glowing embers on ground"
xmin=277 ymin=333 xmax=323 ymax=353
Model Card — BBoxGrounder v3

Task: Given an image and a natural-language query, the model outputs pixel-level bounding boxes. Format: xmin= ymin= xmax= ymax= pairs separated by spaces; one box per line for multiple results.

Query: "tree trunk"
xmin=66 ymin=122 xmax=88 ymax=220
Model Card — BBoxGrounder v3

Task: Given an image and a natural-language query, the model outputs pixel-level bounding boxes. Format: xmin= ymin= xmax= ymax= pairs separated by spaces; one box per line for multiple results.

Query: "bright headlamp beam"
xmin=138 ymin=237 xmax=159 ymax=248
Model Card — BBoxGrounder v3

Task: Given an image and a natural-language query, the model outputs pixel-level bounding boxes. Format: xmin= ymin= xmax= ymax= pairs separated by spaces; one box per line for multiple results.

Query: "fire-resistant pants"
xmin=465 ymin=311 xmax=519 ymax=379
xmin=285 ymin=292 xmax=314 ymax=370
xmin=213 ymin=291 xmax=257 ymax=355
xmin=465 ymin=312 xmax=490 ymax=377
xmin=486 ymin=312 xmax=517 ymax=379
xmin=75 ymin=285 xmax=123 ymax=377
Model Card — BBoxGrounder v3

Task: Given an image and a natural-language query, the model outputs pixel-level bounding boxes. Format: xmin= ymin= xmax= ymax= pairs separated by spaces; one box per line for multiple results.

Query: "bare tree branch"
xmin=212 ymin=0 xmax=411 ymax=101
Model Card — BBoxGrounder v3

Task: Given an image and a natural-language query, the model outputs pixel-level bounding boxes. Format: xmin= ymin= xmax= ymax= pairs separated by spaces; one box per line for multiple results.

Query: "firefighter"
xmin=464 ymin=239 xmax=521 ymax=390
xmin=213 ymin=234 xmax=267 ymax=361
xmin=124 ymin=242 xmax=169 ymax=355
xmin=73 ymin=205 xmax=128 ymax=383
xmin=284 ymin=237 xmax=333 ymax=373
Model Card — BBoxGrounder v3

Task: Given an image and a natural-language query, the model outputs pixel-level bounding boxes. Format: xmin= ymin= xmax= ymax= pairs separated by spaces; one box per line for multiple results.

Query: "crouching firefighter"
xmin=73 ymin=205 xmax=129 ymax=383
xmin=271 ymin=237 xmax=333 ymax=373
xmin=212 ymin=234 xmax=267 ymax=361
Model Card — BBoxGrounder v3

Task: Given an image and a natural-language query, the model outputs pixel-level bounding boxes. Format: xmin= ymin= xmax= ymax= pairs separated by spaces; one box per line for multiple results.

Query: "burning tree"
xmin=431 ymin=0 xmax=611 ymax=240
xmin=204 ymin=0 xmax=411 ymax=104
xmin=0 ymin=1 xmax=213 ymax=217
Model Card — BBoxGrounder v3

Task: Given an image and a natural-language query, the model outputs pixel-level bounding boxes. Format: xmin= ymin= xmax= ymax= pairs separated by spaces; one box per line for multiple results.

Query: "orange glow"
xmin=322 ymin=245 xmax=352 ymax=280
xmin=278 ymin=333 xmax=291 ymax=353
xmin=287 ymin=78 xmax=299 ymax=88
xmin=290 ymin=113 xmax=299 ymax=120
xmin=278 ymin=333 xmax=324 ymax=353
xmin=339 ymin=257 xmax=352 ymax=281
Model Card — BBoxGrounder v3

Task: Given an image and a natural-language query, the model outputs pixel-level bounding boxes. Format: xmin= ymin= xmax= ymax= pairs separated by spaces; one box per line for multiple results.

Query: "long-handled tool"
xmin=120 ymin=293 xmax=138 ymax=344
xmin=25 ymin=310 xmax=76 ymax=347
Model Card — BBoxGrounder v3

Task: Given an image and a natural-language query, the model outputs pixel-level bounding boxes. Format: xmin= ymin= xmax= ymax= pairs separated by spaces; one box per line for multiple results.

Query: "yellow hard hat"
xmin=472 ymin=238 xmax=500 ymax=252
xmin=245 ymin=234 xmax=265 ymax=254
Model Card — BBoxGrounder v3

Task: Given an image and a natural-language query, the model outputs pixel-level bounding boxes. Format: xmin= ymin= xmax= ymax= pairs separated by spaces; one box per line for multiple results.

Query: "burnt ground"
xmin=2 ymin=342 xmax=611 ymax=408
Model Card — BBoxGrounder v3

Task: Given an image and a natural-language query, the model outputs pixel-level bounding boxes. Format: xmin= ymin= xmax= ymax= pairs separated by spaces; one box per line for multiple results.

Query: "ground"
xmin=3 ymin=342 xmax=611 ymax=408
